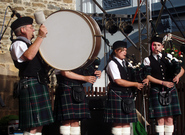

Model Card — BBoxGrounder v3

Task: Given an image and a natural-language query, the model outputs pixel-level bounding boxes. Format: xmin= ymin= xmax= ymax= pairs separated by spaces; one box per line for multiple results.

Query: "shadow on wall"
xmin=0 ymin=75 xmax=19 ymax=119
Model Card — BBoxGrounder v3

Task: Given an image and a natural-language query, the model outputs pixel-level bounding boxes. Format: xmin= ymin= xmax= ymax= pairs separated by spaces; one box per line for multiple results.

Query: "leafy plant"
xmin=165 ymin=45 xmax=183 ymax=60
xmin=0 ymin=115 xmax=19 ymax=125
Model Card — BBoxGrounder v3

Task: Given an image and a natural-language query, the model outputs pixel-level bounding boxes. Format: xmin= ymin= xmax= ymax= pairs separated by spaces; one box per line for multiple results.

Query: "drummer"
xmin=10 ymin=16 xmax=54 ymax=135
xmin=54 ymin=63 xmax=101 ymax=135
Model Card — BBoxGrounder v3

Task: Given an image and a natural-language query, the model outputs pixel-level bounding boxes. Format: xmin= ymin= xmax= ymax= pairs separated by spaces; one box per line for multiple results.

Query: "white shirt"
xmin=143 ymin=53 xmax=177 ymax=66
xmin=106 ymin=56 xmax=127 ymax=82
xmin=10 ymin=36 xmax=31 ymax=63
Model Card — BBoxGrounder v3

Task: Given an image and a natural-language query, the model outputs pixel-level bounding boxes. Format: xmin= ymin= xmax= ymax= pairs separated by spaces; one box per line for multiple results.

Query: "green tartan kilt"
xmin=19 ymin=78 xmax=54 ymax=130
xmin=149 ymin=86 xmax=181 ymax=119
xmin=54 ymin=84 xmax=91 ymax=121
xmin=104 ymin=90 xmax=137 ymax=124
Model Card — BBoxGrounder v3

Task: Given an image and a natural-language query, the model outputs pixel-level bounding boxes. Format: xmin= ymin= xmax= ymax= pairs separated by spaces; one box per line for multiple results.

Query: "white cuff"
xmin=164 ymin=125 xmax=174 ymax=133
xmin=112 ymin=127 xmax=122 ymax=134
xmin=70 ymin=126 xmax=80 ymax=135
xmin=23 ymin=131 xmax=30 ymax=135
xmin=155 ymin=125 xmax=164 ymax=133
xmin=122 ymin=127 xmax=130 ymax=134
xmin=35 ymin=132 xmax=42 ymax=135
xmin=60 ymin=126 xmax=70 ymax=134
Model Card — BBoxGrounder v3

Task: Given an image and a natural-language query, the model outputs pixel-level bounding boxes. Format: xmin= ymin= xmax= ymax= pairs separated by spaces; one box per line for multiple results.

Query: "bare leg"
xmin=164 ymin=116 xmax=174 ymax=135
xmin=112 ymin=123 xmax=129 ymax=135
xmin=122 ymin=123 xmax=130 ymax=135
xmin=156 ymin=118 xmax=165 ymax=135
xmin=60 ymin=120 xmax=71 ymax=135
xmin=29 ymin=126 xmax=43 ymax=135
xmin=70 ymin=120 xmax=80 ymax=135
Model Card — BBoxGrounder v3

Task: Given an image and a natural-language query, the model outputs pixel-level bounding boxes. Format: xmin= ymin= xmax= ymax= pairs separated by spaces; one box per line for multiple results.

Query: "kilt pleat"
xmin=19 ymin=78 xmax=54 ymax=130
xmin=54 ymin=84 xmax=91 ymax=121
xmin=104 ymin=90 xmax=137 ymax=124
xmin=149 ymin=86 xmax=181 ymax=119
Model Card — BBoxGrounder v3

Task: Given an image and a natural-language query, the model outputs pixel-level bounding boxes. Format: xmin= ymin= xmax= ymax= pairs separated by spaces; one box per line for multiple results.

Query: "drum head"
xmin=39 ymin=10 xmax=101 ymax=70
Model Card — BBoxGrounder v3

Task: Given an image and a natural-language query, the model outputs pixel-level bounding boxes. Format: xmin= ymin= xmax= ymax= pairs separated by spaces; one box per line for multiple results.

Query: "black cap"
xmin=150 ymin=35 xmax=163 ymax=44
xmin=112 ymin=41 xmax=127 ymax=50
xmin=11 ymin=16 xmax=33 ymax=31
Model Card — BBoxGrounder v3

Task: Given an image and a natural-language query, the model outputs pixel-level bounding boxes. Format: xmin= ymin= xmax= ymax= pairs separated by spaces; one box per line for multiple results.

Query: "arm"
xmin=61 ymin=71 xmax=98 ymax=84
xmin=107 ymin=60 xmax=143 ymax=90
xmin=114 ymin=79 xmax=144 ymax=90
xmin=21 ymin=25 xmax=47 ymax=61
xmin=147 ymin=75 xmax=174 ymax=88
xmin=173 ymin=67 xmax=184 ymax=84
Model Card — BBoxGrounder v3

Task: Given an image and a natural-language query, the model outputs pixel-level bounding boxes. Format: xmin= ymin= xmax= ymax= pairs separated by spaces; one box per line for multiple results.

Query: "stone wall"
xmin=0 ymin=0 xmax=76 ymax=119
xmin=0 ymin=0 xmax=76 ymax=76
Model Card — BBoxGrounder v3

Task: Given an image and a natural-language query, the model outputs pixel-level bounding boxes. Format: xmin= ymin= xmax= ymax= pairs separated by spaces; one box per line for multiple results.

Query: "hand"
xmin=85 ymin=76 xmax=97 ymax=84
xmin=38 ymin=24 xmax=47 ymax=38
xmin=94 ymin=70 xmax=101 ymax=78
xmin=142 ymin=78 xmax=149 ymax=86
xmin=136 ymin=83 xmax=144 ymax=90
xmin=162 ymin=81 xmax=174 ymax=88
xmin=173 ymin=76 xmax=180 ymax=84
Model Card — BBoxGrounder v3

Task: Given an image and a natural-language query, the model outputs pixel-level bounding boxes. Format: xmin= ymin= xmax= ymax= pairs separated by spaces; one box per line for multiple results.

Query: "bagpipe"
xmin=125 ymin=54 xmax=151 ymax=99
xmin=126 ymin=54 xmax=151 ymax=83
xmin=157 ymin=50 xmax=182 ymax=81
xmin=125 ymin=33 xmax=184 ymax=84
xmin=162 ymin=34 xmax=184 ymax=79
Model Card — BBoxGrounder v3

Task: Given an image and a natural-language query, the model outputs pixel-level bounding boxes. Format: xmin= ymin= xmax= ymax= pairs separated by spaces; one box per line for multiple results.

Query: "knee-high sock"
xmin=60 ymin=126 xmax=70 ymax=135
xmin=122 ymin=127 xmax=130 ymax=135
xmin=70 ymin=126 xmax=80 ymax=135
xmin=112 ymin=128 xmax=122 ymax=135
xmin=164 ymin=125 xmax=174 ymax=135
xmin=35 ymin=132 xmax=42 ymax=135
xmin=23 ymin=132 xmax=30 ymax=135
xmin=23 ymin=131 xmax=42 ymax=135
xmin=155 ymin=125 xmax=164 ymax=135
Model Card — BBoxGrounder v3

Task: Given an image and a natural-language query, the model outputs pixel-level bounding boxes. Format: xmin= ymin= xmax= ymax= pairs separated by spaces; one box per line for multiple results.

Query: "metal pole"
xmin=154 ymin=0 xmax=166 ymax=35
xmin=119 ymin=29 xmax=138 ymax=49
xmin=137 ymin=0 xmax=142 ymax=62
xmin=161 ymin=0 xmax=185 ymax=38
xmin=146 ymin=0 xmax=152 ymax=56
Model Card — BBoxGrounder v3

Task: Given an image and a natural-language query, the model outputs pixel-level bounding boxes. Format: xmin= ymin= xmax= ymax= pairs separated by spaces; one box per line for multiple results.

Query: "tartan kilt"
xmin=54 ymin=84 xmax=91 ymax=121
xmin=19 ymin=78 xmax=54 ymax=130
xmin=149 ymin=86 xmax=181 ymax=119
xmin=104 ymin=90 xmax=137 ymax=124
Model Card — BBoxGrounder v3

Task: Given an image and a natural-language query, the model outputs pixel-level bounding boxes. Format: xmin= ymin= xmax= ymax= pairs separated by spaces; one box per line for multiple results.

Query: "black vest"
xmin=149 ymin=54 xmax=172 ymax=88
xmin=12 ymin=39 xmax=44 ymax=77
xmin=108 ymin=59 xmax=132 ymax=91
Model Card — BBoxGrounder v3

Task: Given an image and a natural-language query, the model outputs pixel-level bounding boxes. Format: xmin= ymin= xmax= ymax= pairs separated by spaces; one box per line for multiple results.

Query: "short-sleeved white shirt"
xmin=143 ymin=53 xmax=177 ymax=66
xmin=106 ymin=56 xmax=128 ymax=82
xmin=10 ymin=36 xmax=31 ymax=63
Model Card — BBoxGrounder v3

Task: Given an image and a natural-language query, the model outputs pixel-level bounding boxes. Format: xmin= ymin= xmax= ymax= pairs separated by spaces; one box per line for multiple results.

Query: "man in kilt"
xmin=143 ymin=36 xmax=184 ymax=135
xmin=105 ymin=41 xmax=148 ymax=135
xmin=54 ymin=64 xmax=101 ymax=135
xmin=10 ymin=17 xmax=54 ymax=135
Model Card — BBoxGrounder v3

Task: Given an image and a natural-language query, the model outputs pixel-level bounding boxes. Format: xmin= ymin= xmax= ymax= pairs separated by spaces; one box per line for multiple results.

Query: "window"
xmin=103 ymin=0 xmax=131 ymax=10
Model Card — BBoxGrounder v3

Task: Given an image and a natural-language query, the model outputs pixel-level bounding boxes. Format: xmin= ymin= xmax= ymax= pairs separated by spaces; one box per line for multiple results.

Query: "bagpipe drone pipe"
xmin=159 ymin=48 xmax=184 ymax=81
xmin=161 ymin=36 xmax=184 ymax=81
xmin=126 ymin=54 xmax=151 ymax=84
xmin=125 ymin=54 xmax=151 ymax=99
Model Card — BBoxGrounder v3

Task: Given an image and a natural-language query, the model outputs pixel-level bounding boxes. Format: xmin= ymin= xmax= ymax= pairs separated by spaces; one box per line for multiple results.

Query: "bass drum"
xmin=39 ymin=10 xmax=101 ymax=70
